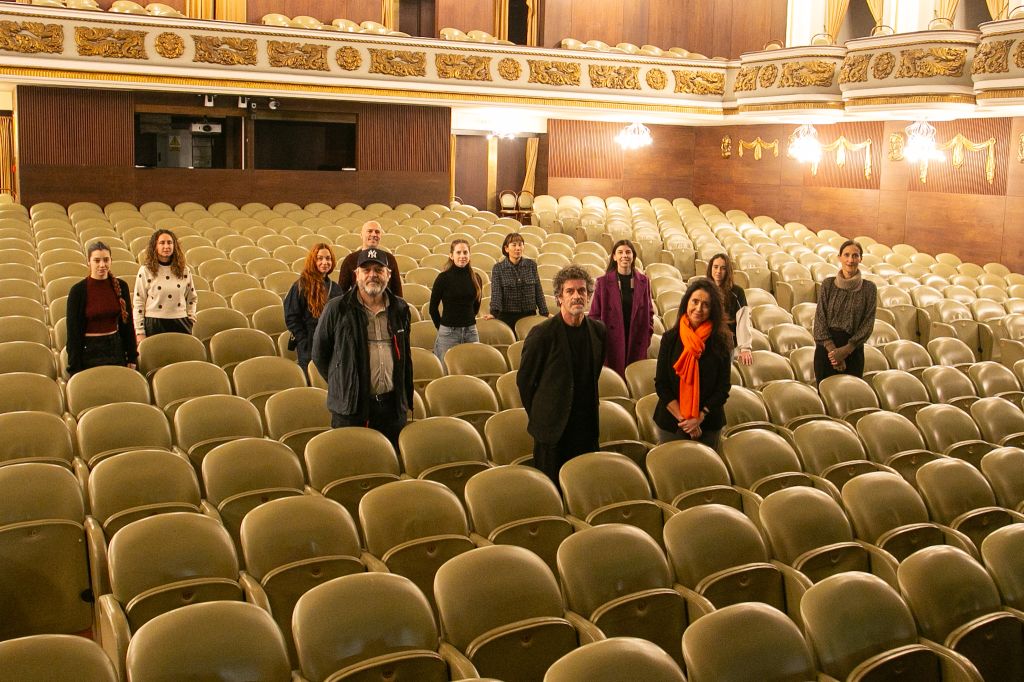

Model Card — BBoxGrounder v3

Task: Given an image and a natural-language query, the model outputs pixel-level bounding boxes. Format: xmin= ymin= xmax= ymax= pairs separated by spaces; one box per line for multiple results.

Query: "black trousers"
xmin=813 ymin=337 xmax=865 ymax=384
xmin=81 ymin=332 xmax=128 ymax=372
xmin=533 ymin=432 xmax=599 ymax=489
xmin=144 ymin=317 xmax=193 ymax=336
xmin=331 ymin=391 xmax=407 ymax=452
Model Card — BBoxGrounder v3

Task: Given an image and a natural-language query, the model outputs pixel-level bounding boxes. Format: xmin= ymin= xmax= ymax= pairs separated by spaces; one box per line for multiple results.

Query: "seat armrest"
xmin=916 ymin=638 xmax=985 ymax=682
xmin=438 ymin=640 xmax=480 ymax=679
xmin=96 ymin=593 xmax=131 ymax=682
xmin=85 ymin=516 xmax=110 ymax=598
xmin=857 ymin=540 xmax=900 ymax=589
xmin=239 ymin=572 xmax=271 ymax=612
xmin=564 ymin=609 xmax=605 ymax=644
xmin=469 ymin=532 xmax=493 ymax=547
xmin=566 ymin=514 xmax=591 ymax=532
xmin=362 ymin=552 xmax=390 ymax=573
xmin=672 ymin=583 xmax=715 ymax=621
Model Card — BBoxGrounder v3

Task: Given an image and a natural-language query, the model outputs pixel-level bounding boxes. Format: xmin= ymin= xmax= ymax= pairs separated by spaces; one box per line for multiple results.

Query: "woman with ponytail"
xmin=429 ymin=239 xmax=483 ymax=370
xmin=653 ymin=278 xmax=732 ymax=448
xmin=66 ymin=241 xmax=137 ymax=375
xmin=285 ymin=243 xmax=343 ymax=376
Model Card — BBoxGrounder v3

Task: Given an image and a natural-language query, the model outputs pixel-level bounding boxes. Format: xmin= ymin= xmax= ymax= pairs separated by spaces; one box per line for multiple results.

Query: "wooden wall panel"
xmin=547 ymin=120 xmax=622 ymax=179
xmin=454 ymin=135 xmax=488 ymax=208
xmin=436 ymin=0 xmax=495 ymax=34
xmin=496 ymin=137 xmax=528 ymax=196
xmin=903 ymin=193 xmax=1006 ymax=264
xmin=18 ymin=87 xmax=133 ymax=166
xmin=906 ymin=119 xmax=1010 ymax=196
xmin=356 ymin=103 xmax=449 ymax=172
xmin=803 ymin=121 xmax=883 ymax=190
xmin=246 ymin=0 xmax=380 ymax=25
xmin=1002 ymin=197 xmax=1024 ymax=271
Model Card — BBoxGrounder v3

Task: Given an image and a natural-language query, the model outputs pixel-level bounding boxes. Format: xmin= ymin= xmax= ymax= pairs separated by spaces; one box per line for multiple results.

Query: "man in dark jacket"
xmin=517 ymin=264 xmax=606 ymax=485
xmin=312 ymin=247 xmax=413 ymax=450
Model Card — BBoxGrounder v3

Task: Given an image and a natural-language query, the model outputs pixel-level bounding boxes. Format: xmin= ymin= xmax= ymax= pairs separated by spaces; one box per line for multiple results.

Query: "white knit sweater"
xmin=133 ymin=263 xmax=198 ymax=335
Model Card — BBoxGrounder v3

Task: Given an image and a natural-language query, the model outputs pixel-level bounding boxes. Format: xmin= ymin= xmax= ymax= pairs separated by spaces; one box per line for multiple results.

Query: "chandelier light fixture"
xmin=486 ymin=125 xmax=518 ymax=140
xmin=903 ymin=120 xmax=944 ymax=163
xmin=788 ymin=124 xmax=822 ymax=165
xmin=615 ymin=122 xmax=653 ymax=150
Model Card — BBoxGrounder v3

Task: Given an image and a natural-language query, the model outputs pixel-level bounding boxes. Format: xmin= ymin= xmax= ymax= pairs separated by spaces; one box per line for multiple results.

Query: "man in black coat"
xmin=517 ymin=264 xmax=606 ymax=485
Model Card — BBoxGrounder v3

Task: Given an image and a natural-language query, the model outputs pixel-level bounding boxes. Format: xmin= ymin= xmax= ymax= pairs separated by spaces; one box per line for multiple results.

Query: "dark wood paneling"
xmin=876 ymin=190 xmax=908 ymax=246
xmin=803 ymin=121 xmax=883 ymax=190
xmin=548 ymin=120 xmax=623 ymax=179
xmin=572 ymin=0 xmax=625 ymax=46
xmin=1006 ymin=116 xmax=1024 ymax=197
xmin=540 ymin=0 xmax=572 ymax=47
xmin=455 ymin=135 xmax=488 ymax=208
xmin=621 ymin=0 xmax=650 ymax=47
xmin=1003 ymin=196 xmax=1024 ymax=272
xmin=496 ymin=137 xmax=528 ymax=196
xmin=548 ymin=177 xmax=622 ymax=198
xmin=908 ymin=119 xmax=1010 ymax=195
xmin=356 ymin=103 xmax=449 ymax=172
xmin=903 ymin=193 xmax=1006 ymax=264
xmin=18 ymin=86 xmax=133 ymax=166
xmin=799 ymin=187 xmax=879 ymax=237
xmin=246 ymin=0 xmax=380 ymax=24
xmin=436 ymin=0 xmax=495 ymax=34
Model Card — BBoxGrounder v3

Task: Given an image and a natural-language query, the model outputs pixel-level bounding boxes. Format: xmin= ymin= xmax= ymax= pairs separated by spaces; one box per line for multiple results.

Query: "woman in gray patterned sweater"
xmin=812 ymin=239 xmax=876 ymax=384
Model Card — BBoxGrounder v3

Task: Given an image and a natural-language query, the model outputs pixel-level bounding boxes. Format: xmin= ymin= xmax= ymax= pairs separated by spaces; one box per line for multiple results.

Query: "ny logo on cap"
xmin=368 ymin=249 xmax=377 ymax=259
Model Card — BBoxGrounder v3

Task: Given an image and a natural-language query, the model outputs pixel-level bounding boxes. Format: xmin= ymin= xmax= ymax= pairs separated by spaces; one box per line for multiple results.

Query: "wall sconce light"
xmin=903 ymin=120 xmax=944 ymax=163
xmin=788 ymin=124 xmax=822 ymax=165
xmin=615 ymin=122 xmax=653 ymax=151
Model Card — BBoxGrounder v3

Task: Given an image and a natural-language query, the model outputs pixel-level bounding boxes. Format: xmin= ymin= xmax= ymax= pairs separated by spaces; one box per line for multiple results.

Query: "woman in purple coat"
xmin=588 ymin=239 xmax=654 ymax=377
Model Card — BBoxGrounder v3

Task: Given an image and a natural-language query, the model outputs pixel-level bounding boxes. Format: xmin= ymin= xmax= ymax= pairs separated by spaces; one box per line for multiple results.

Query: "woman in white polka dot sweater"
xmin=133 ymin=229 xmax=197 ymax=342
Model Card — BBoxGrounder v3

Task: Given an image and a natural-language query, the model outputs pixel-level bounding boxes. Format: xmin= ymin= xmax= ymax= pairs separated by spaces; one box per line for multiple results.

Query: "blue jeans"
xmin=434 ymin=324 xmax=479 ymax=371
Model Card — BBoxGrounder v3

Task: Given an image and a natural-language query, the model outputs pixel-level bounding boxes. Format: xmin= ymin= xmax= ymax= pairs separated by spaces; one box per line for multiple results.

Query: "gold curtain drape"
xmin=522 ymin=137 xmax=538 ymax=194
xmin=935 ymin=0 xmax=960 ymax=21
xmin=381 ymin=0 xmax=399 ymax=30
xmin=985 ymin=0 xmax=1008 ymax=20
xmin=526 ymin=0 xmax=539 ymax=46
xmin=0 ymin=116 xmax=14 ymax=199
xmin=495 ymin=0 xmax=510 ymax=41
xmin=865 ymin=0 xmax=885 ymax=25
xmin=825 ymin=0 xmax=850 ymax=42
xmin=213 ymin=0 xmax=244 ymax=23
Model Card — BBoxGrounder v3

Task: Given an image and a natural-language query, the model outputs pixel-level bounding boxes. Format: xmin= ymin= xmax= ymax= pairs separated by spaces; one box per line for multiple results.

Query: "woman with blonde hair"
xmin=67 ymin=241 xmax=137 ymax=375
xmin=133 ymin=228 xmax=197 ymax=341
xmin=285 ymin=242 xmax=343 ymax=375
xmin=429 ymin=238 xmax=483 ymax=369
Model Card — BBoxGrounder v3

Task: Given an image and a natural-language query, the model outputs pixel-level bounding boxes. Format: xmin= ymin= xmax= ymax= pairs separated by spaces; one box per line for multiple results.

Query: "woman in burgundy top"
xmin=65 ymin=241 xmax=137 ymax=376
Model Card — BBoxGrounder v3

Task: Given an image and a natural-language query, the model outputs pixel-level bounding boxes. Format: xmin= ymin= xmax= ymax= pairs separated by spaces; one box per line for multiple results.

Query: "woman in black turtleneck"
xmin=429 ymin=238 xmax=483 ymax=371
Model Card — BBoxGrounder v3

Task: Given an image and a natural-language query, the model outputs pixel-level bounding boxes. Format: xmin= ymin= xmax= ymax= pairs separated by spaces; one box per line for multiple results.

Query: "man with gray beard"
xmin=312 ymin=247 xmax=413 ymax=450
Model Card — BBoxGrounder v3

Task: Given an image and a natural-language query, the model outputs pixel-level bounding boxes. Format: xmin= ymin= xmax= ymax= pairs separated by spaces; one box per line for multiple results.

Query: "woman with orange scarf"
xmin=653 ymin=278 xmax=733 ymax=448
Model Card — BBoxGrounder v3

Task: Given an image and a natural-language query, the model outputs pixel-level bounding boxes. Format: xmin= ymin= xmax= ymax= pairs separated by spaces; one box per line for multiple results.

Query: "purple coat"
xmin=588 ymin=270 xmax=654 ymax=377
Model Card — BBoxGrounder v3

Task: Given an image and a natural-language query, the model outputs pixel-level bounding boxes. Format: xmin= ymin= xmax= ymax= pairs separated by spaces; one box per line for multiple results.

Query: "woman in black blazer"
xmin=653 ymin=278 xmax=733 ymax=449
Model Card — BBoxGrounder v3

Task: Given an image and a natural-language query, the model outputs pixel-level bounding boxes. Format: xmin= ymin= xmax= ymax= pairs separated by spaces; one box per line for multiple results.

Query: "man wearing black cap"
xmin=312 ymin=247 xmax=413 ymax=449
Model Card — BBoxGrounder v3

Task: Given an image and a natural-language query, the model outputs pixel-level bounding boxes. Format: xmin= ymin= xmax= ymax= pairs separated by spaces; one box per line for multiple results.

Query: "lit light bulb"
xmin=789 ymin=124 xmax=822 ymax=165
xmin=903 ymin=120 xmax=944 ymax=163
xmin=615 ymin=122 xmax=653 ymax=150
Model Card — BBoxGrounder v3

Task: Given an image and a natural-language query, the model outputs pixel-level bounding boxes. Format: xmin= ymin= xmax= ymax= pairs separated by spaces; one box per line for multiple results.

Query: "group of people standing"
xmin=66 ymin=217 xmax=876 ymax=487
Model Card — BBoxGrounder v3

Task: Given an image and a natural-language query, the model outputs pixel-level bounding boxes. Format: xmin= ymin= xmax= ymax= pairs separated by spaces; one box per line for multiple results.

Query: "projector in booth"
xmin=190 ymin=122 xmax=222 ymax=134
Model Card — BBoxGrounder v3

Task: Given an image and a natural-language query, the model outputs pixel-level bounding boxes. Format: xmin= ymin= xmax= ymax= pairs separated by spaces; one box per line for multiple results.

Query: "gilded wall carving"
xmin=436 ymin=53 xmax=492 ymax=81
xmin=268 ymin=41 xmax=328 ymax=71
xmin=888 ymin=132 xmax=904 ymax=161
xmin=896 ymin=47 xmax=967 ymax=79
xmin=369 ymin=48 xmax=426 ymax=77
xmin=75 ymin=27 xmax=147 ymax=60
xmin=0 ymin=20 xmax=63 ymax=55
xmin=673 ymin=70 xmax=725 ymax=95
xmin=192 ymin=36 xmax=257 ymax=66
xmin=737 ymin=137 xmax=779 ymax=160
xmin=588 ymin=65 xmax=640 ymax=90
xmin=734 ymin=66 xmax=761 ymax=92
xmin=1016 ymin=41 xmax=1024 ymax=69
xmin=758 ymin=64 xmax=778 ymax=88
xmin=779 ymin=61 xmax=835 ymax=88
xmin=839 ymin=54 xmax=870 ymax=83
xmin=526 ymin=59 xmax=580 ymax=86
xmin=336 ymin=46 xmax=360 ymax=70
xmin=972 ymin=39 xmax=1012 ymax=74
xmin=155 ymin=32 xmax=184 ymax=59
xmin=497 ymin=57 xmax=521 ymax=81
xmin=721 ymin=135 xmax=731 ymax=158
xmin=872 ymin=52 xmax=895 ymax=79
xmin=645 ymin=68 xmax=666 ymax=90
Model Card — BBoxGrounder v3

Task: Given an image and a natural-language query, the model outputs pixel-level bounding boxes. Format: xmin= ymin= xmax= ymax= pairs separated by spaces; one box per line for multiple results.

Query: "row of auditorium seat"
xmin=31 ymin=0 xmax=184 ymax=17
xmin=558 ymin=38 xmax=715 ymax=60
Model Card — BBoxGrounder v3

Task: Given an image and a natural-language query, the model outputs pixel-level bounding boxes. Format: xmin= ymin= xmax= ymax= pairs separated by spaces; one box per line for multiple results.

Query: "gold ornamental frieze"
xmin=721 ymin=135 xmax=731 ymax=158
xmin=896 ymin=47 xmax=967 ymax=79
xmin=497 ymin=57 xmax=521 ymax=81
xmin=0 ymin=20 xmax=62 ymax=55
xmin=588 ymin=65 xmax=639 ymax=90
xmin=733 ymin=66 xmax=760 ymax=92
xmin=673 ymin=69 xmax=725 ymax=95
xmin=75 ymin=27 xmax=147 ymax=60
xmin=972 ymin=39 xmax=1012 ymax=74
xmin=526 ymin=59 xmax=580 ymax=86
xmin=369 ymin=48 xmax=426 ymax=77
xmin=779 ymin=61 xmax=835 ymax=88
xmin=645 ymin=68 xmax=666 ymax=90
xmin=758 ymin=64 xmax=778 ymax=88
xmin=872 ymin=52 xmax=895 ymax=79
xmin=839 ymin=54 xmax=870 ymax=83
xmin=192 ymin=36 xmax=257 ymax=66
xmin=268 ymin=40 xmax=328 ymax=71
xmin=155 ymin=32 xmax=184 ymax=59
xmin=435 ymin=53 xmax=492 ymax=81
xmin=1014 ymin=41 xmax=1024 ymax=70
xmin=335 ymin=46 xmax=360 ymax=70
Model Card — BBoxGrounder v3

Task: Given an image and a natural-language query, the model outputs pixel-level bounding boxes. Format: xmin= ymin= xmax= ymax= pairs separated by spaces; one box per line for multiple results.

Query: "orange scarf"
xmin=673 ymin=320 xmax=712 ymax=420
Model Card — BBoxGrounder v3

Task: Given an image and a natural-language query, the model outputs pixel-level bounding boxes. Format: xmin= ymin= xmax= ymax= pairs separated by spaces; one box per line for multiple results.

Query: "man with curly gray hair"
xmin=517 ymin=264 xmax=606 ymax=486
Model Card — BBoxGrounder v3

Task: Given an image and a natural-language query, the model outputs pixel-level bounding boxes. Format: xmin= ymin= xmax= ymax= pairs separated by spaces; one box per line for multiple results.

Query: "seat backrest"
xmin=125 ymin=601 xmax=291 ymax=682
xmin=792 ymin=420 xmax=867 ymax=474
xmin=720 ymin=428 xmax=803 ymax=489
xmin=443 ymin=342 xmax=508 ymax=377
xmin=137 ymin=333 xmax=206 ymax=377
xmin=264 ymin=386 xmax=331 ymax=440
xmin=359 ymin=479 xmax=469 ymax=557
xmin=202 ymin=438 xmax=305 ymax=508
xmin=292 ymin=573 xmax=444 ymax=682
xmin=855 ymin=410 xmax=927 ymax=462
xmin=761 ymin=380 xmax=826 ymax=426
xmin=66 ymin=365 xmax=150 ymax=417
xmin=0 ymin=372 xmax=63 ymax=415
xmin=151 ymin=360 xmax=231 ymax=417
xmin=0 ymin=634 xmax=118 ymax=682
xmin=970 ymin=361 xmax=1021 ymax=397
xmin=0 ymin=341 xmax=57 ymax=378
xmin=464 ymin=465 xmax=565 ymax=537
xmin=916 ymin=458 xmax=998 ymax=524
xmin=971 ymin=397 xmax=1024 ymax=443
xmin=928 ymin=336 xmax=975 ymax=365
xmin=981 ymin=525 xmax=1024 ymax=610
xmin=232 ymin=356 xmax=307 ymax=403
xmin=0 ymin=412 xmax=74 ymax=468
xmin=645 ymin=441 xmax=731 ymax=505
xmin=682 ymin=602 xmax=816 ymax=682
xmin=801 ymin=572 xmax=920 ymax=681
xmin=482 ymin=408 xmax=533 ymax=465
xmin=921 ymin=365 xmax=977 ymax=404
xmin=723 ymin=385 xmax=769 ymax=426
xmin=897 ymin=545 xmax=1002 ymax=643
xmin=548 ymin=637 xmax=685 ymax=682
xmin=914 ymin=403 xmax=982 ymax=452
xmin=663 ymin=504 xmax=770 ymax=588
xmin=424 ymin=374 xmax=499 ymax=417
xmin=841 ymin=472 xmax=930 ymax=542
xmin=759 ymin=486 xmax=854 ymax=565
xmin=173 ymin=395 xmax=263 ymax=464
xmin=872 ymin=370 xmax=929 ymax=411
xmin=818 ymin=374 xmax=879 ymax=418
xmin=88 ymin=449 xmax=201 ymax=536
xmin=77 ymin=402 xmax=172 ymax=467
xmin=397 ymin=415 xmax=488 ymax=476
xmin=107 ymin=513 xmax=240 ymax=629
xmin=981 ymin=447 xmax=1024 ymax=510
xmin=559 ymin=452 xmax=653 ymax=519
xmin=739 ymin=350 xmax=795 ymax=388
